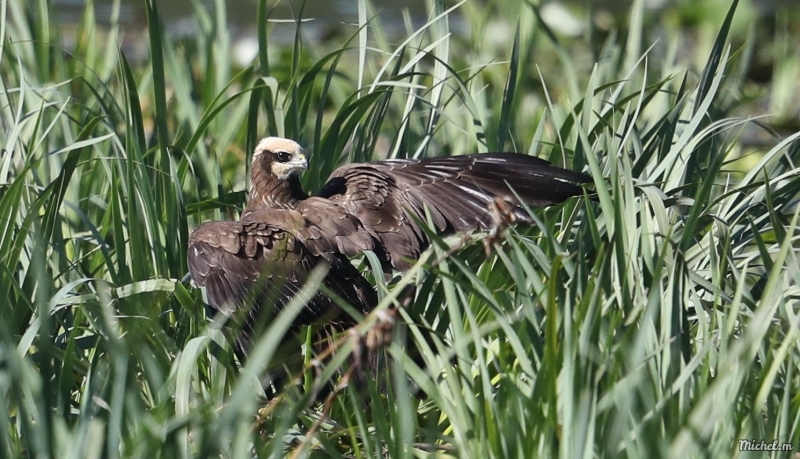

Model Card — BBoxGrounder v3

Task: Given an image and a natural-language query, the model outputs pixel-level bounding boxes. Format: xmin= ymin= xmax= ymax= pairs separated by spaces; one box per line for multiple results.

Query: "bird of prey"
xmin=187 ymin=137 xmax=590 ymax=356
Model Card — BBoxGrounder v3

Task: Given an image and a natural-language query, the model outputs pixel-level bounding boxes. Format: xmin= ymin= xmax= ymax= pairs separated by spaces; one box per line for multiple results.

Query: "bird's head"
xmin=253 ymin=137 xmax=308 ymax=179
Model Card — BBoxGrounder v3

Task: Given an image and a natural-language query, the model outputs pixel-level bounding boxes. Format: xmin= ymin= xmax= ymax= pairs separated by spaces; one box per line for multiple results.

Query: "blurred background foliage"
xmin=30 ymin=0 xmax=800 ymax=188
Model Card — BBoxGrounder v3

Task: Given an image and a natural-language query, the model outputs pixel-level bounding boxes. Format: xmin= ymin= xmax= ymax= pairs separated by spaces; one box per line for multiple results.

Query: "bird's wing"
xmin=187 ymin=220 xmax=308 ymax=317
xmin=242 ymin=206 xmax=380 ymax=308
xmin=292 ymin=198 xmax=377 ymax=260
xmin=316 ymin=153 xmax=590 ymax=270
xmin=188 ymin=217 xmax=376 ymax=337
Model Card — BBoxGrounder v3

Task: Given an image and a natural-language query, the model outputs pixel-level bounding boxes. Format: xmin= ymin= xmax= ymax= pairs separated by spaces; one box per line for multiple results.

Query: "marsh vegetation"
xmin=1 ymin=0 xmax=799 ymax=457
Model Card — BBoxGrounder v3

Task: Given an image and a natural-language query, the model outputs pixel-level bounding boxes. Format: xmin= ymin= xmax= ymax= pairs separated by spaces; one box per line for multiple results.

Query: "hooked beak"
xmin=288 ymin=152 xmax=308 ymax=175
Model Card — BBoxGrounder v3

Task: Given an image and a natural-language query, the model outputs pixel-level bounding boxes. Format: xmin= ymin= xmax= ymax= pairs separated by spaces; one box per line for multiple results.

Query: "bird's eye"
xmin=276 ymin=151 xmax=291 ymax=163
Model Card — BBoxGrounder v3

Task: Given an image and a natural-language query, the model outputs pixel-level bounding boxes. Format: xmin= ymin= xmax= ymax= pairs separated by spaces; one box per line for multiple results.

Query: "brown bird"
xmin=187 ymin=137 xmax=589 ymax=357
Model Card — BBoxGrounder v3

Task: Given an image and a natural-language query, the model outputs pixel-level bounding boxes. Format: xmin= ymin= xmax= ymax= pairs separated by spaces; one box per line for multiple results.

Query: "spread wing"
xmin=187 ymin=218 xmax=376 ymax=352
xmin=316 ymin=153 xmax=590 ymax=270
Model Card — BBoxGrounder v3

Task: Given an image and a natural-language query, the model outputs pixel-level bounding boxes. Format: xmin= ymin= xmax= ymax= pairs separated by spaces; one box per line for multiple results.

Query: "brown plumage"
xmin=188 ymin=137 xmax=590 ymax=357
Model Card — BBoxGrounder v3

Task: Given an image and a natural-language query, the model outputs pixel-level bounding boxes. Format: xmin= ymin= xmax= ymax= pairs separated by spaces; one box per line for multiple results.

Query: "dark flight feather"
xmin=316 ymin=153 xmax=590 ymax=270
